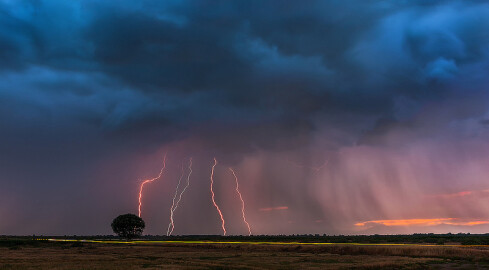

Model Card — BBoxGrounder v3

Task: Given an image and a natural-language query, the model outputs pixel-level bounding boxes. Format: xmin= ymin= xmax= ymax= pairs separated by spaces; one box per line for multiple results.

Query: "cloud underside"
xmin=3 ymin=0 xmax=489 ymax=235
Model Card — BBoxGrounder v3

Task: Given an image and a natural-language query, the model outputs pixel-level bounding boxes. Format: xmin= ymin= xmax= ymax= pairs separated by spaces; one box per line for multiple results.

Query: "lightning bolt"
xmin=138 ymin=153 xmax=167 ymax=218
xmin=167 ymin=158 xmax=193 ymax=236
xmin=287 ymin=158 xmax=329 ymax=173
xmin=229 ymin=168 xmax=252 ymax=236
xmin=167 ymin=162 xmax=186 ymax=236
xmin=311 ymin=159 xmax=329 ymax=173
xmin=210 ymin=158 xmax=226 ymax=236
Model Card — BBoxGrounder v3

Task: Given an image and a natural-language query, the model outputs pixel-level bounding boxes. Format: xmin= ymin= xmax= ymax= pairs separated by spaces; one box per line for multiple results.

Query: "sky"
xmin=3 ymin=0 xmax=489 ymax=236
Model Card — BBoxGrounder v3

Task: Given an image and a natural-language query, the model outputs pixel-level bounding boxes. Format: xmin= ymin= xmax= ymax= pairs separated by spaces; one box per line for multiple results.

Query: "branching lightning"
xmin=167 ymin=162 xmax=186 ymax=236
xmin=138 ymin=153 xmax=167 ymax=218
xmin=287 ymin=158 xmax=329 ymax=173
xmin=210 ymin=158 xmax=226 ymax=235
xmin=167 ymin=158 xmax=193 ymax=236
xmin=229 ymin=168 xmax=252 ymax=236
xmin=311 ymin=159 xmax=329 ymax=173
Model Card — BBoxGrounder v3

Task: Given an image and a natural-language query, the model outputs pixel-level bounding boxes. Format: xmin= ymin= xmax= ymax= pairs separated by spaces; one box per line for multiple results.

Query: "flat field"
xmin=1 ymin=238 xmax=489 ymax=269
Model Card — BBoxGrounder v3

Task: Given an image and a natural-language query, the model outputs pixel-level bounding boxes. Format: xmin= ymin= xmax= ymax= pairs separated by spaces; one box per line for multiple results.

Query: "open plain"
xmin=2 ymin=238 xmax=489 ymax=269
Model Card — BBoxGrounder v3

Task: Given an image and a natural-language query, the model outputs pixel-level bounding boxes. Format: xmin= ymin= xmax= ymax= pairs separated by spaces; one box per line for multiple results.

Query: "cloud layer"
xmin=2 ymin=0 xmax=489 ymax=235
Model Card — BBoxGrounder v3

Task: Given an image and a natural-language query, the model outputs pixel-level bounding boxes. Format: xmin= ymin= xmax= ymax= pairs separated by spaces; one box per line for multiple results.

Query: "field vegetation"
xmin=1 ymin=234 xmax=489 ymax=269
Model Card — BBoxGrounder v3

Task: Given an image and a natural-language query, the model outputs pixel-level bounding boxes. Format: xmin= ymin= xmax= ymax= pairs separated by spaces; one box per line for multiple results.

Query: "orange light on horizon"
xmin=259 ymin=206 xmax=289 ymax=212
xmin=356 ymin=218 xmax=489 ymax=227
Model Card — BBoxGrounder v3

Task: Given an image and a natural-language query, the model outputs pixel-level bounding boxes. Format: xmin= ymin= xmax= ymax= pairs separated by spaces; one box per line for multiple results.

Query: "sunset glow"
xmin=259 ymin=206 xmax=289 ymax=212
xmin=356 ymin=218 xmax=489 ymax=227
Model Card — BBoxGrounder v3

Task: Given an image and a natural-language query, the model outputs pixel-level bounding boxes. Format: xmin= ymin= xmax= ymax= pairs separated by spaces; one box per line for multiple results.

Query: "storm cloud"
xmin=2 ymin=0 xmax=489 ymax=235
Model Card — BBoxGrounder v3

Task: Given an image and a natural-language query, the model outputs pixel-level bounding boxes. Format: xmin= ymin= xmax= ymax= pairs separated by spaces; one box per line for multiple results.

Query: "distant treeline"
xmin=5 ymin=233 xmax=489 ymax=245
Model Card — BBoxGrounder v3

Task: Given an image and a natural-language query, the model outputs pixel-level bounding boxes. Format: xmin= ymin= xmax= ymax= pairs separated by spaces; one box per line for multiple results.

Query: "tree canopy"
xmin=111 ymin=213 xmax=145 ymax=239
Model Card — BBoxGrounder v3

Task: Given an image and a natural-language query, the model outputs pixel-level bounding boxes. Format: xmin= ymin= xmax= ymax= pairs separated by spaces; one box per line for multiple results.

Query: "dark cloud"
xmin=3 ymin=0 xmax=489 ymax=235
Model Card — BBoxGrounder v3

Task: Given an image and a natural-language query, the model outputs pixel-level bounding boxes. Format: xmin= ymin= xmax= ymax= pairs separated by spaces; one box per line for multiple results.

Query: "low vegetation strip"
xmin=3 ymin=238 xmax=489 ymax=269
xmin=42 ymin=238 xmax=489 ymax=248
xmin=33 ymin=238 xmax=489 ymax=262
xmin=0 ymin=242 xmax=449 ymax=270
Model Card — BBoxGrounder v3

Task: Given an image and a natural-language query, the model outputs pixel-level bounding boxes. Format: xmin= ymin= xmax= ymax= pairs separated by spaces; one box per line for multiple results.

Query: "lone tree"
xmin=111 ymin=214 xmax=145 ymax=239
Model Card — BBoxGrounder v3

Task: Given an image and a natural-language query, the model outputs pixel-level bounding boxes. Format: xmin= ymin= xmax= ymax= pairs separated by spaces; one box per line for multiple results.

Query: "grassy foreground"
xmin=1 ymin=238 xmax=489 ymax=269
